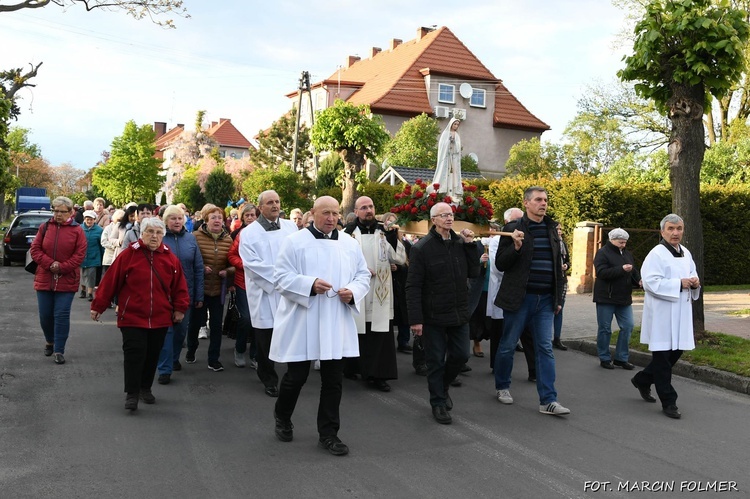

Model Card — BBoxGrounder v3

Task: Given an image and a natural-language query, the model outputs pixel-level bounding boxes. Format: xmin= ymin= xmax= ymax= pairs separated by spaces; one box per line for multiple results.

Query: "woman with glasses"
xmin=90 ymin=217 xmax=189 ymax=411
xmin=30 ymin=196 xmax=87 ymax=365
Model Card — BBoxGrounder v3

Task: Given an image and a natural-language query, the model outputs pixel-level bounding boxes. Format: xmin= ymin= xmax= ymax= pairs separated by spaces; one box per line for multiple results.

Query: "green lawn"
xmin=728 ymin=308 xmax=750 ymax=316
xmin=611 ymin=328 xmax=750 ymax=377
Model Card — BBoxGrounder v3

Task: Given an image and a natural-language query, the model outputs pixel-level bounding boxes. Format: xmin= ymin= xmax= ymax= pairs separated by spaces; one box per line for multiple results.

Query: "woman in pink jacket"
xmin=30 ymin=196 xmax=87 ymax=365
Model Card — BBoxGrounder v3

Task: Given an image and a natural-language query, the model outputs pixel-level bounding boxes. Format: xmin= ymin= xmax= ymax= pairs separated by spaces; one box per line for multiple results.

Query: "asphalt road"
xmin=1 ymin=264 xmax=748 ymax=498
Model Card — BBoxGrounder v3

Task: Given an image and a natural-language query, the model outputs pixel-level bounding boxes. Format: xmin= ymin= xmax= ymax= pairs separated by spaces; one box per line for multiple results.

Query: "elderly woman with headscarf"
xmin=155 ymin=205 xmax=205 ymax=385
xmin=30 ymin=196 xmax=87 ymax=365
xmin=431 ymin=117 xmax=463 ymax=200
xmin=593 ymin=228 xmax=642 ymax=370
xmin=185 ymin=204 xmax=234 ymax=371
xmin=91 ymin=216 xmax=189 ymax=411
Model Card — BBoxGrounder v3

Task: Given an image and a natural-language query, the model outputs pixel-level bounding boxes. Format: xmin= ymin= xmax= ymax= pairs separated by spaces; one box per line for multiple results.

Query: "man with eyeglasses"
xmin=343 ymin=196 xmax=406 ymax=392
xmin=270 ymin=196 xmax=370 ymax=456
xmin=405 ymin=202 xmax=480 ymax=424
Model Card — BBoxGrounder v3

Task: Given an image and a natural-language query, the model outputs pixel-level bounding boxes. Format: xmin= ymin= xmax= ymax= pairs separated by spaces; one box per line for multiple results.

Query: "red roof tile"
xmin=205 ymin=118 xmax=252 ymax=149
xmin=312 ymin=26 xmax=548 ymax=131
xmin=155 ymin=124 xmax=184 ymax=151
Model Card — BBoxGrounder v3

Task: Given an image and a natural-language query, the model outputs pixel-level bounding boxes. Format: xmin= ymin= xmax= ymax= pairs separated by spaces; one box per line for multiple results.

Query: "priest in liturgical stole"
xmin=631 ymin=214 xmax=700 ymax=420
xmin=343 ymin=196 xmax=406 ymax=392
xmin=270 ymin=196 xmax=371 ymax=456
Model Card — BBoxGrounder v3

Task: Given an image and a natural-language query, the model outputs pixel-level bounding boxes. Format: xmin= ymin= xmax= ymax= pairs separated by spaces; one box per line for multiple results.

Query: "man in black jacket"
xmin=493 ymin=186 xmax=570 ymax=416
xmin=406 ymin=202 xmax=480 ymax=424
xmin=594 ymin=228 xmax=641 ymax=370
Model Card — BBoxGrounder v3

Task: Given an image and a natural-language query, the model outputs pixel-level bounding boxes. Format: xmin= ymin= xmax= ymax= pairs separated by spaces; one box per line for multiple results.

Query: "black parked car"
xmin=2 ymin=210 xmax=53 ymax=266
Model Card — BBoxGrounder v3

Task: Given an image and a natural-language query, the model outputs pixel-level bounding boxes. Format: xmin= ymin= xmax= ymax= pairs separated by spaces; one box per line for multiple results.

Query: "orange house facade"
xmin=287 ymin=26 xmax=549 ymax=179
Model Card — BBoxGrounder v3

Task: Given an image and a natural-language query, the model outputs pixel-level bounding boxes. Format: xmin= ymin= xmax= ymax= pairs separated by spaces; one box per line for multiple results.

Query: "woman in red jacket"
xmin=90 ymin=217 xmax=190 ymax=411
xmin=30 ymin=196 xmax=87 ymax=365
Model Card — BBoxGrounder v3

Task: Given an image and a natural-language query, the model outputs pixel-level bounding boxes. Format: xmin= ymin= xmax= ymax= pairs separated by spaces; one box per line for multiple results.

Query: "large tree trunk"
xmin=667 ymin=85 xmax=705 ymax=335
xmin=339 ymin=148 xmax=365 ymax=216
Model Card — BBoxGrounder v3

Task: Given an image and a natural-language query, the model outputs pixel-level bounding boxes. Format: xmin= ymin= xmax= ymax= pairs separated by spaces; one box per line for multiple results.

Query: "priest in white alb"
xmin=343 ymin=196 xmax=406 ymax=392
xmin=270 ymin=196 xmax=370 ymax=456
xmin=631 ymin=214 xmax=700 ymax=420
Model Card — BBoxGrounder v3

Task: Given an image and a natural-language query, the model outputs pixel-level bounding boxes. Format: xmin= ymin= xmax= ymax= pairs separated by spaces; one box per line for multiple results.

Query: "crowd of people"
xmin=28 ymin=187 xmax=700 ymax=456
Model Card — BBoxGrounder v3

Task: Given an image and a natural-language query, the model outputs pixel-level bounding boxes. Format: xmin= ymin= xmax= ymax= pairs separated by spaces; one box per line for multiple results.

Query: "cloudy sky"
xmin=0 ymin=0 xmax=629 ymax=170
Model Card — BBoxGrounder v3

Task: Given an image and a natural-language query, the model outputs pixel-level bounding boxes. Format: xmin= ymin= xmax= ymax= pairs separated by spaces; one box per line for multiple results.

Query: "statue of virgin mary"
xmin=431 ymin=117 xmax=463 ymax=201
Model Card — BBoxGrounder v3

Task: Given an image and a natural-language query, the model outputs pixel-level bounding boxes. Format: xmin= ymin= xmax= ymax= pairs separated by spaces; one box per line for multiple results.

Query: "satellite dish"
xmin=459 ymin=83 xmax=473 ymax=99
xmin=469 ymin=152 xmax=479 ymax=165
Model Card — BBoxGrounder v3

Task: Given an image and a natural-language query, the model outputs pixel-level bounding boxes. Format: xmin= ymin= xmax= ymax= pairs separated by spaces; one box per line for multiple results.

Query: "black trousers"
xmin=121 ymin=327 xmax=168 ymax=394
xmin=633 ymin=350 xmax=683 ymax=407
xmin=275 ymin=359 xmax=344 ymax=438
xmin=254 ymin=328 xmax=278 ymax=389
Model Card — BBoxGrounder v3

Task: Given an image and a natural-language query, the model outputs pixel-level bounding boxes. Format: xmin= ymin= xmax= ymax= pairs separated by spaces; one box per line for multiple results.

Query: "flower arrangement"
xmin=390 ymin=179 xmax=494 ymax=226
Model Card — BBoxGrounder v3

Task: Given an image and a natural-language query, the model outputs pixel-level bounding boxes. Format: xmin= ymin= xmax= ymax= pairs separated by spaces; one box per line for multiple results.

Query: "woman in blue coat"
xmin=80 ymin=210 xmax=104 ymax=301
xmin=156 ymin=205 xmax=205 ymax=384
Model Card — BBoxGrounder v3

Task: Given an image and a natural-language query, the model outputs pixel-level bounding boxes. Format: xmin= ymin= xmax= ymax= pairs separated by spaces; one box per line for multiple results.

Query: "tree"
xmin=315 ymin=153 xmax=343 ymax=190
xmin=250 ymin=108 xmax=311 ymax=172
xmin=172 ymin=166 xmax=205 ymax=212
xmin=619 ymin=0 xmax=750 ymax=333
xmin=203 ymin=167 xmax=235 ymax=207
xmin=92 ymin=120 xmax=162 ymax=205
xmin=241 ymin=165 xmax=312 ymax=213
xmin=310 ymin=100 xmax=390 ymax=215
xmin=504 ymin=137 xmax=562 ymax=178
xmin=52 ymin=162 xmax=85 ymax=196
xmin=382 ymin=113 xmax=439 ymax=169
xmin=7 ymin=126 xmax=41 ymax=158
xmin=0 ymin=1 xmax=188 ymax=28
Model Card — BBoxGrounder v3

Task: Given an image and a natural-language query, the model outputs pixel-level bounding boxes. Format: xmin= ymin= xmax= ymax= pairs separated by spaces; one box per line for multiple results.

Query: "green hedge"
xmin=482 ymin=174 xmax=750 ymax=285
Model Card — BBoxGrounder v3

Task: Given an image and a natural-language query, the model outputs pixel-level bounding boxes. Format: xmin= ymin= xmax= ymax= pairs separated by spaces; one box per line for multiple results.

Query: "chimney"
xmin=219 ymin=118 xmax=230 ymax=123
xmin=211 ymin=121 xmax=218 ymax=128
xmin=390 ymin=38 xmax=402 ymax=50
xmin=417 ymin=26 xmax=433 ymax=40
xmin=153 ymin=122 xmax=167 ymax=138
xmin=370 ymin=47 xmax=381 ymax=58
xmin=347 ymin=55 xmax=361 ymax=68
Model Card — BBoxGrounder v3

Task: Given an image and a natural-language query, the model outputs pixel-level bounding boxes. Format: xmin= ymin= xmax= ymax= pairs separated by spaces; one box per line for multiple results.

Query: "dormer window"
xmin=470 ymin=88 xmax=486 ymax=108
xmin=438 ymin=83 xmax=455 ymax=104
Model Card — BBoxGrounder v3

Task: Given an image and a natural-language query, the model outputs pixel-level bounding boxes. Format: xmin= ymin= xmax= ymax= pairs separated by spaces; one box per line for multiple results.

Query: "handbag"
xmin=222 ymin=290 xmax=240 ymax=339
xmin=25 ymin=222 xmax=48 ymax=274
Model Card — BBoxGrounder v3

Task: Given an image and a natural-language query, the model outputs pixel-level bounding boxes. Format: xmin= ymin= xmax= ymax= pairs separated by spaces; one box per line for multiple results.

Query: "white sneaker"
xmin=313 ymin=360 xmax=321 ymax=371
xmin=198 ymin=326 xmax=208 ymax=339
xmin=539 ymin=401 xmax=571 ymax=416
xmin=248 ymin=358 xmax=258 ymax=370
xmin=234 ymin=350 xmax=246 ymax=368
xmin=496 ymin=389 xmax=513 ymax=404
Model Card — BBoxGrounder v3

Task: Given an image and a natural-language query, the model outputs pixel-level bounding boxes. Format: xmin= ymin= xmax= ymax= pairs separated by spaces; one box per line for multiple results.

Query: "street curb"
xmin=565 ymin=339 xmax=750 ymax=396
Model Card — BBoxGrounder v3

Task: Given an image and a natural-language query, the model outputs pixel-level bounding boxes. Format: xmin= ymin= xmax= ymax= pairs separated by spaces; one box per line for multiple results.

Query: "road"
xmin=0 ymin=264 xmax=747 ymax=498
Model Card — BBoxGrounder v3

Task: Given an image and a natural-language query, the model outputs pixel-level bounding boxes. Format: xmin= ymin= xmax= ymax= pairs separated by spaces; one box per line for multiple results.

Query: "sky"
xmin=0 ymin=0 xmax=630 ymax=171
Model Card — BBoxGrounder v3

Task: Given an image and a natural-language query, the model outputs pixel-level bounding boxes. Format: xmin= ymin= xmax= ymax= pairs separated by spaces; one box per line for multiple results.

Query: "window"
xmin=470 ymin=88 xmax=486 ymax=108
xmin=438 ymin=83 xmax=455 ymax=104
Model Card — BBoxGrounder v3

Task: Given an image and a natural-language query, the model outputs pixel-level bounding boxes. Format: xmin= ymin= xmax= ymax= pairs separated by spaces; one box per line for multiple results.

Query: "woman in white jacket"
xmin=100 ymin=209 xmax=127 ymax=273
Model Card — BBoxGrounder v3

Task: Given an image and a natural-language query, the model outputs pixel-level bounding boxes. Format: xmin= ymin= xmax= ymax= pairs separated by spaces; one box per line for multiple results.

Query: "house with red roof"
xmin=287 ymin=26 xmax=549 ymax=178
xmin=153 ymin=118 xmax=254 ymax=203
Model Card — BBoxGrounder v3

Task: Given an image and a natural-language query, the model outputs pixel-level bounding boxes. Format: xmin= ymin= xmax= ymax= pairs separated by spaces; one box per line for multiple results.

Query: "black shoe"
xmin=87 ymin=294 xmax=93 ymax=302
xmin=397 ymin=345 xmax=413 ymax=353
xmin=173 ymin=360 xmax=182 ymax=371
xmin=343 ymin=372 xmax=359 ymax=380
xmin=185 ymin=352 xmax=196 ymax=364
xmin=414 ymin=364 xmax=428 ymax=376
xmin=53 ymin=353 xmax=65 ymax=365
xmin=264 ymin=386 xmax=279 ymax=398
xmin=368 ymin=379 xmax=391 ymax=392
xmin=613 ymin=360 xmax=635 ymax=370
xmin=274 ymin=413 xmax=293 ymax=442
xmin=631 ymin=376 xmax=657 ymax=403
xmin=444 ymin=390 xmax=453 ymax=411
xmin=207 ymin=361 xmax=224 ymax=372
xmin=528 ymin=372 xmax=536 ymax=382
xmin=157 ymin=374 xmax=171 ymax=385
xmin=432 ymin=405 xmax=452 ymax=424
xmin=450 ymin=378 xmax=462 ymax=387
xmin=460 ymin=364 xmax=472 ymax=373
xmin=318 ymin=435 xmax=349 ymax=456
xmin=515 ymin=343 xmax=524 ymax=352
xmin=663 ymin=405 xmax=681 ymax=419
xmin=600 ymin=361 xmax=614 ymax=370
xmin=553 ymin=339 xmax=568 ymax=351
xmin=44 ymin=344 xmax=53 ymax=357
xmin=139 ymin=389 xmax=156 ymax=404
xmin=79 ymin=290 xmax=87 ymax=299
xmin=125 ymin=393 xmax=138 ymax=411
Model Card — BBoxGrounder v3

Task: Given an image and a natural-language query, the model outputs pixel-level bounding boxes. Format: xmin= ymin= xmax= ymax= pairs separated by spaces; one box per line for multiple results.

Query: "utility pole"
xmin=291 ymin=71 xmax=311 ymax=174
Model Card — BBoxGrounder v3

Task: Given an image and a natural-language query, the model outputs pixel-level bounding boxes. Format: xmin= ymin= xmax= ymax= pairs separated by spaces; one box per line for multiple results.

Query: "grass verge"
xmin=611 ymin=328 xmax=750 ymax=378
xmin=728 ymin=309 xmax=750 ymax=316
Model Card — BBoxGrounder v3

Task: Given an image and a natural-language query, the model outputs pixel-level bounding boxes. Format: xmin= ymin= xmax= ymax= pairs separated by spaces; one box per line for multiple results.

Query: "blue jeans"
xmin=157 ymin=307 xmax=192 ymax=375
xmin=596 ymin=304 xmax=634 ymax=362
xmin=37 ymin=291 xmax=75 ymax=354
xmin=422 ymin=323 xmax=470 ymax=407
xmin=494 ymin=293 xmax=557 ymax=405
xmin=233 ymin=288 xmax=256 ymax=358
